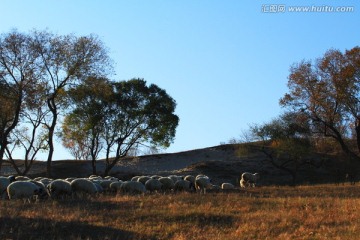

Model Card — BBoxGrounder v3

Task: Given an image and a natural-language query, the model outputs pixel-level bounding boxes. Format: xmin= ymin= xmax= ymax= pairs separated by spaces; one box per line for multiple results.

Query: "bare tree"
xmin=30 ymin=31 xmax=112 ymax=177
xmin=0 ymin=30 xmax=40 ymax=173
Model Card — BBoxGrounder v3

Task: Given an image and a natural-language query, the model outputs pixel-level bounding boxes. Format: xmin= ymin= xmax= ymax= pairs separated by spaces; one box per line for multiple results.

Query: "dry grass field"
xmin=1 ymin=184 xmax=360 ymax=240
xmin=1 ymin=144 xmax=359 ymax=239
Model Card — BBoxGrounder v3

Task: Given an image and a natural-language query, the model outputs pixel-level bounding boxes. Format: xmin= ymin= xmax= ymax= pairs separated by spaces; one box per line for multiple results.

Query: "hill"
xmin=1 ymin=144 xmax=349 ymax=186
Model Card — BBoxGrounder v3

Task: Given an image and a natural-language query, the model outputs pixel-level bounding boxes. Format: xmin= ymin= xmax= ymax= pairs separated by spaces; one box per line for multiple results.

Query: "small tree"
xmin=61 ymin=77 xmax=112 ymax=173
xmin=249 ymin=112 xmax=323 ymax=185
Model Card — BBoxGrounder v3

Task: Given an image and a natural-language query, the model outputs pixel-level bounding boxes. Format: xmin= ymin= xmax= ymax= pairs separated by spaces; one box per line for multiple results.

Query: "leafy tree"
xmin=61 ymin=77 xmax=112 ymax=174
xmin=102 ymin=79 xmax=179 ymax=175
xmin=280 ymin=46 xmax=360 ymax=161
xmin=62 ymin=78 xmax=179 ymax=175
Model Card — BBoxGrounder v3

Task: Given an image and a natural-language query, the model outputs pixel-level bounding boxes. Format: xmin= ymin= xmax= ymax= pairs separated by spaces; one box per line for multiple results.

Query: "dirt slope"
xmin=1 ymin=144 xmax=344 ymax=186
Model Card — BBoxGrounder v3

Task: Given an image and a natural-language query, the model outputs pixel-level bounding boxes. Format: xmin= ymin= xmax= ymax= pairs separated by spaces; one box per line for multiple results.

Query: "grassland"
xmin=1 ymin=184 xmax=360 ymax=240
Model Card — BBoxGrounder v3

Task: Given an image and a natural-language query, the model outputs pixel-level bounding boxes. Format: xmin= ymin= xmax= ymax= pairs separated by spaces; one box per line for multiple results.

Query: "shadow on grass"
xmin=0 ymin=216 xmax=154 ymax=240
xmin=174 ymin=213 xmax=234 ymax=228
xmin=135 ymin=212 xmax=234 ymax=228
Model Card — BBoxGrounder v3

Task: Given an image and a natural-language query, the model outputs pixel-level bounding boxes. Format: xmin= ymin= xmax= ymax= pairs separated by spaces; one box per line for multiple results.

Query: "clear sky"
xmin=0 ymin=0 xmax=359 ymax=160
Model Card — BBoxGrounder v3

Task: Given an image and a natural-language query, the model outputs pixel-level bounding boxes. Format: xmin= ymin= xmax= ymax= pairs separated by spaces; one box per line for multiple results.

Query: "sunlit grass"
xmin=1 ymin=184 xmax=360 ymax=239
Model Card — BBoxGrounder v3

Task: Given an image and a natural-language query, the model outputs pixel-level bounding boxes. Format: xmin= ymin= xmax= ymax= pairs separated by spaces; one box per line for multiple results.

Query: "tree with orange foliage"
xmin=280 ymin=46 xmax=360 ymax=162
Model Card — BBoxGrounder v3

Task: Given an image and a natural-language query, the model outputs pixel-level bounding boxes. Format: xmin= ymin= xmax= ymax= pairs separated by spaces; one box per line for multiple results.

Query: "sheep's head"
xmin=35 ymin=186 xmax=49 ymax=199
xmin=8 ymin=176 xmax=16 ymax=183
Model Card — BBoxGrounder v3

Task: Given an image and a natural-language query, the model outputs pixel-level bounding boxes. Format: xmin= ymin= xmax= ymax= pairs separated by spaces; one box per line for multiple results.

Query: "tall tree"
xmin=31 ymin=31 xmax=112 ymax=177
xmin=0 ymin=30 xmax=40 ymax=173
xmin=280 ymin=46 xmax=360 ymax=161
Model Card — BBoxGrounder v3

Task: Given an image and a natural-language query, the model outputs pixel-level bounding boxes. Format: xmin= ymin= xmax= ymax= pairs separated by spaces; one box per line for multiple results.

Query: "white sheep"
xmin=65 ymin=177 xmax=76 ymax=182
xmin=28 ymin=180 xmax=49 ymax=199
xmin=120 ymin=181 xmax=146 ymax=194
xmin=221 ymin=183 xmax=235 ymax=190
xmin=109 ymin=181 xmax=124 ymax=193
xmin=93 ymin=182 xmax=104 ymax=193
xmin=99 ymin=180 xmax=117 ymax=191
xmin=145 ymin=179 xmax=163 ymax=193
xmin=7 ymin=181 xmax=41 ymax=200
xmin=38 ymin=178 xmax=53 ymax=187
xmin=70 ymin=178 xmax=98 ymax=196
xmin=15 ymin=176 xmax=30 ymax=181
xmin=89 ymin=175 xmax=102 ymax=180
xmin=104 ymin=176 xmax=118 ymax=181
xmin=48 ymin=179 xmax=72 ymax=198
xmin=195 ymin=175 xmax=212 ymax=194
xmin=137 ymin=176 xmax=151 ymax=185
xmin=131 ymin=176 xmax=141 ymax=182
xmin=184 ymin=175 xmax=195 ymax=185
xmin=168 ymin=175 xmax=183 ymax=183
xmin=240 ymin=172 xmax=259 ymax=188
xmin=174 ymin=180 xmax=195 ymax=192
xmin=150 ymin=175 xmax=162 ymax=179
xmin=158 ymin=177 xmax=175 ymax=192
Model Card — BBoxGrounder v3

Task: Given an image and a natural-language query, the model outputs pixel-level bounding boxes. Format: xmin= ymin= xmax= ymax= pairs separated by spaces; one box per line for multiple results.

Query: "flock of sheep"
xmin=0 ymin=172 xmax=259 ymax=201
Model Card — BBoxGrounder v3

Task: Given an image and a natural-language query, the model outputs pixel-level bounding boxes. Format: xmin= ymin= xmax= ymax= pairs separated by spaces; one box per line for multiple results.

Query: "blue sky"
xmin=1 ymin=0 xmax=359 ymax=160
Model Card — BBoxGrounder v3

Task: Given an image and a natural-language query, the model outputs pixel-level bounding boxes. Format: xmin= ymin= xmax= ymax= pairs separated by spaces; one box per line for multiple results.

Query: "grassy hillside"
xmin=1 ymin=143 xmax=354 ymax=186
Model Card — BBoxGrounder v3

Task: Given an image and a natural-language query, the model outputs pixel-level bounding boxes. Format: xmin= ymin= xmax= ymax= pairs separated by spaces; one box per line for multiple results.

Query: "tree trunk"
xmin=319 ymin=118 xmax=360 ymax=161
xmin=92 ymin=159 xmax=97 ymax=175
xmin=90 ymin=136 xmax=97 ymax=175
xmin=47 ymin=131 xmax=54 ymax=177
xmin=0 ymin=146 xmax=5 ymax=173
xmin=46 ymin=98 xmax=57 ymax=178
xmin=104 ymin=161 xmax=115 ymax=176
xmin=0 ymin=91 xmax=24 ymax=173
xmin=5 ymin=148 xmax=22 ymax=175
xmin=355 ymin=120 xmax=360 ymax=154
xmin=104 ymin=156 xmax=121 ymax=176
